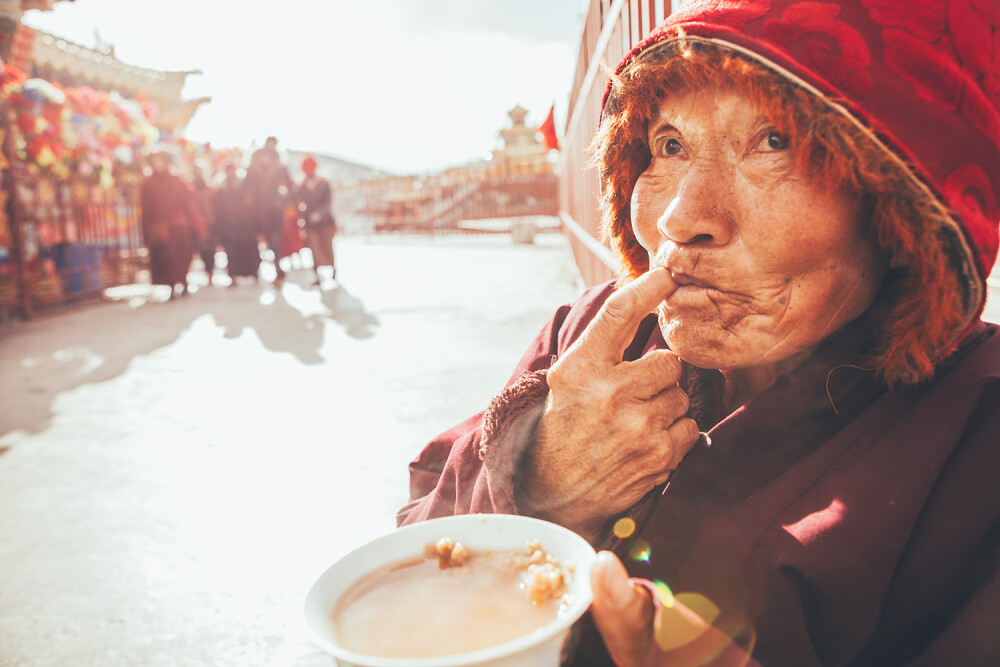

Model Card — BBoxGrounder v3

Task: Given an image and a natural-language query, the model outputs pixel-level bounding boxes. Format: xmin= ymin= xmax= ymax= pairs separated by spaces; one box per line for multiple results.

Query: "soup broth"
xmin=332 ymin=539 xmax=571 ymax=658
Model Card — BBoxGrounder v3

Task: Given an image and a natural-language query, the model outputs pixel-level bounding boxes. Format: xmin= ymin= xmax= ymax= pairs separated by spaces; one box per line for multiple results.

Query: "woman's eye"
xmin=760 ymin=130 xmax=789 ymax=152
xmin=661 ymin=138 xmax=684 ymax=156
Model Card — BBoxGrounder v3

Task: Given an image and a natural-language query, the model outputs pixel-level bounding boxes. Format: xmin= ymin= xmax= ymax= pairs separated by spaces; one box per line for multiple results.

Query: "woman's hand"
xmin=518 ymin=267 xmax=700 ymax=541
xmin=591 ymin=551 xmax=655 ymax=666
xmin=592 ymin=551 xmax=757 ymax=667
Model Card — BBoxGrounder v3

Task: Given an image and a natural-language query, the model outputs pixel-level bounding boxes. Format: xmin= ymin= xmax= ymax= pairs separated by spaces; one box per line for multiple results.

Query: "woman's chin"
xmin=661 ymin=322 xmax=763 ymax=371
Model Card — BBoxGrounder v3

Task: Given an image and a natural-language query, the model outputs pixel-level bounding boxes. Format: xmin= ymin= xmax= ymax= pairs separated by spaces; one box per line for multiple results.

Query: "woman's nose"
xmin=656 ymin=166 xmax=735 ymax=246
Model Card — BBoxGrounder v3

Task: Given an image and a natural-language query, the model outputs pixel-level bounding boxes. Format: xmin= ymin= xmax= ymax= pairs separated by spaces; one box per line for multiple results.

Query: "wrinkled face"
xmin=631 ymin=86 xmax=887 ymax=371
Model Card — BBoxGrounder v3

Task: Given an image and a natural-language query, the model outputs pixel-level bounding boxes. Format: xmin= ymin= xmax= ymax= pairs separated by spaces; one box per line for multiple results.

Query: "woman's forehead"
xmin=649 ymin=86 xmax=773 ymax=131
xmin=623 ymin=54 xmax=795 ymax=123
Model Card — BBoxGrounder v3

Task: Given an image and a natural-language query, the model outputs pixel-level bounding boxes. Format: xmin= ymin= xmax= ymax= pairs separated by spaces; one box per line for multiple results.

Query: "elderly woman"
xmin=399 ymin=1 xmax=999 ymax=665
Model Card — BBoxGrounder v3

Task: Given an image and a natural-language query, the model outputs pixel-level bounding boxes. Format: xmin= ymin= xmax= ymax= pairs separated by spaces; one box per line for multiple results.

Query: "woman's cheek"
xmin=630 ymin=182 xmax=664 ymax=252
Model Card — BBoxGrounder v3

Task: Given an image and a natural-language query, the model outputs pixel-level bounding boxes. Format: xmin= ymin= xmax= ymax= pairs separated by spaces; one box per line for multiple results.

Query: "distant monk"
xmin=214 ymin=162 xmax=260 ymax=284
xmin=192 ymin=171 xmax=218 ymax=286
xmin=296 ymin=155 xmax=337 ymax=287
xmin=244 ymin=136 xmax=290 ymax=287
xmin=140 ymin=148 xmax=206 ymax=299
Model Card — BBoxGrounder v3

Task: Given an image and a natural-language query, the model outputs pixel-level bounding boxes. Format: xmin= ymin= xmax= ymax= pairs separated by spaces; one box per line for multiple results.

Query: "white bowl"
xmin=304 ymin=514 xmax=597 ymax=667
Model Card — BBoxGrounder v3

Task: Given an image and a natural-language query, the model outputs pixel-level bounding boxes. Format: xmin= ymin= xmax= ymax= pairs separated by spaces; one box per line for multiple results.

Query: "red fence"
xmin=558 ymin=0 xmax=673 ymax=287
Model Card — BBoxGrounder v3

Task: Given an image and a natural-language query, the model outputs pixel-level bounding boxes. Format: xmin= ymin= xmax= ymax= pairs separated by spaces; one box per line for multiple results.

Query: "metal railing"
xmin=558 ymin=0 xmax=673 ymax=287
xmin=1 ymin=168 xmax=145 ymax=318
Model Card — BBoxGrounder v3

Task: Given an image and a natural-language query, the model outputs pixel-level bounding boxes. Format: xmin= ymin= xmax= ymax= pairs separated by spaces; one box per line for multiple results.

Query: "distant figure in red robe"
xmin=244 ymin=137 xmax=290 ymax=287
xmin=214 ymin=162 xmax=260 ymax=284
xmin=296 ymin=155 xmax=337 ymax=288
xmin=140 ymin=149 xmax=206 ymax=298
xmin=192 ymin=171 xmax=218 ymax=286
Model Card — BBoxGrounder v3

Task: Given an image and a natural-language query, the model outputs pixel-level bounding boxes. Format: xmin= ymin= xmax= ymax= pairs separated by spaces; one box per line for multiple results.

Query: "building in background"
xmin=2 ymin=0 xmax=207 ymax=134
xmin=332 ymin=104 xmax=558 ymax=236
xmin=493 ymin=105 xmax=550 ymax=163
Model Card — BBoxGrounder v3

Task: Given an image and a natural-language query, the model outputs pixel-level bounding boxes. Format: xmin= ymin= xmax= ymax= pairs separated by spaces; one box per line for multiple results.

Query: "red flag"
xmin=538 ymin=105 xmax=559 ymax=151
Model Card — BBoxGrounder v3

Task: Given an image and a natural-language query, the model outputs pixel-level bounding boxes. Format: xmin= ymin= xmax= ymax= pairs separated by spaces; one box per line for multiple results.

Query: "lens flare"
xmin=676 ymin=592 xmax=720 ymax=626
xmin=652 ymin=579 xmax=675 ymax=607
xmin=612 ymin=517 xmax=636 ymax=539
xmin=628 ymin=538 xmax=652 ymax=563
xmin=652 ymin=590 xmax=757 ymax=665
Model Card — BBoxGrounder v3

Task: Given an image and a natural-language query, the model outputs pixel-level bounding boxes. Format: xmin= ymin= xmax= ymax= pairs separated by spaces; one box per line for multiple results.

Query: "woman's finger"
xmin=591 ymin=551 xmax=654 ymax=667
xmin=578 ymin=268 xmax=677 ymax=363
xmin=642 ymin=382 xmax=691 ymax=424
xmin=620 ymin=348 xmax=685 ymax=400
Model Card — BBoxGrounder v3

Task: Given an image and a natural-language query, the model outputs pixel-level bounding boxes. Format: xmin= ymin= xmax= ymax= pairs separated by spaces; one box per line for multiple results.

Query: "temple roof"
xmin=29 ymin=29 xmax=199 ymax=107
xmin=2 ymin=0 xmax=207 ymax=130
xmin=3 ymin=21 xmax=212 ymax=131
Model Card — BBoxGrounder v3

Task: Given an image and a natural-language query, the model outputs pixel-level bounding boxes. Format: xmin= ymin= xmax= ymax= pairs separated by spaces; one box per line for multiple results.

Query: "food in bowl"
xmin=303 ymin=514 xmax=597 ymax=667
xmin=331 ymin=537 xmax=576 ymax=658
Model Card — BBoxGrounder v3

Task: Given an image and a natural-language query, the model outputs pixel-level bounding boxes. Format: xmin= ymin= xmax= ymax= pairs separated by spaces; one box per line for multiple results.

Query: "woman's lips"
xmin=668 ymin=271 xmax=717 ymax=291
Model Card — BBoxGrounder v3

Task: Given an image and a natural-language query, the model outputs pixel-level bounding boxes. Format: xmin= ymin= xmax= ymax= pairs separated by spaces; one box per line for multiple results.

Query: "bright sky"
xmin=23 ymin=0 xmax=589 ymax=175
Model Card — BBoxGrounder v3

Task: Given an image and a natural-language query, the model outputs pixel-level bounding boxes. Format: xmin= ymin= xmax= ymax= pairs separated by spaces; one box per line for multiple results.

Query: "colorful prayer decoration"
xmin=2 ymin=61 xmax=156 ymax=186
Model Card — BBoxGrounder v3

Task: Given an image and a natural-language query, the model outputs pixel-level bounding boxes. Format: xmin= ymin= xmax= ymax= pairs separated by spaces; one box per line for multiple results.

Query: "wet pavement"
xmin=0 ymin=234 xmax=582 ymax=667
xmin=1 ymin=234 xmax=998 ymax=667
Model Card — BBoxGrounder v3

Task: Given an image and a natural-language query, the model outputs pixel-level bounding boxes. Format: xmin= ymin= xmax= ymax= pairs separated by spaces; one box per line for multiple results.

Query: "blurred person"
xmin=244 ymin=136 xmax=290 ymax=287
xmin=192 ymin=171 xmax=218 ymax=286
xmin=281 ymin=200 xmax=306 ymax=268
xmin=397 ymin=1 xmax=1000 ymax=665
xmin=213 ymin=163 xmax=260 ymax=285
xmin=296 ymin=155 xmax=338 ymax=287
xmin=140 ymin=148 xmax=207 ymax=299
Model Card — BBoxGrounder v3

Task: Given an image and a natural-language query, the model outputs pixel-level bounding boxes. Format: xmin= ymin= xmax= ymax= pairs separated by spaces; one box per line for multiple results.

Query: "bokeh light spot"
xmin=652 ymin=579 xmax=675 ymax=607
xmin=613 ymin=517 xmax=636 ymax=539
xmin=628 ymin=538 xmax=652 ymax=563
xmin=675 ymin=592 xmax=721 ymax=627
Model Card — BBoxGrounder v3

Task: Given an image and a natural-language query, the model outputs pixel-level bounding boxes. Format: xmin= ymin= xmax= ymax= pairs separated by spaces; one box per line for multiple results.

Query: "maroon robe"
xmin=140 ymin=172 xmax=206 ymax=287
xmin=214 ymin=177 xmax=260 ymax=278
xmin=400 ymin=282 xmax=1000 ymax=666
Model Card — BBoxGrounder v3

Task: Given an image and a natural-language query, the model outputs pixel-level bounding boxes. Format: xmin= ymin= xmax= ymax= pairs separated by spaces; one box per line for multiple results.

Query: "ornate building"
xmin=0 ymin=0 xmax=207 ymax=132
xmin=333 ymin=105 xmax=559 ymax=235
xmin=492 ymin=104 xmax=551 ymax=164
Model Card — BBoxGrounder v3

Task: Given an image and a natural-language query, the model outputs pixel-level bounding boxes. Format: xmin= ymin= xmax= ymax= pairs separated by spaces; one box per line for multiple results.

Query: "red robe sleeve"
xmin=397 ymin=282 xmax=618 ymax=527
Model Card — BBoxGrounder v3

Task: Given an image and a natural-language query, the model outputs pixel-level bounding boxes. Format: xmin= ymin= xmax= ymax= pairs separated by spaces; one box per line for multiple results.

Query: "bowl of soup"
xmin=303 ymin=514 xmax=597 ymax=667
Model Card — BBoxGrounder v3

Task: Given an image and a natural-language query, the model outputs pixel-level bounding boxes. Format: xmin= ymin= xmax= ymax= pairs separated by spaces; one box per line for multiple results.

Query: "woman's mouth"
xmin=669 ymin=271 xmax=717 ymax=290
